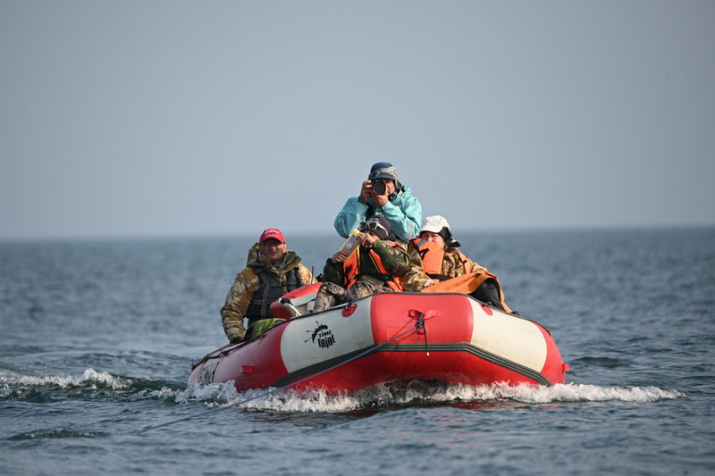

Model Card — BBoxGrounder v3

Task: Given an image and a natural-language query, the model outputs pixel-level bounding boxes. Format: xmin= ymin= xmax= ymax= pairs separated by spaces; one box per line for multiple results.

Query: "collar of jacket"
xmin=246 ymin=243 xmax=301 ymax=273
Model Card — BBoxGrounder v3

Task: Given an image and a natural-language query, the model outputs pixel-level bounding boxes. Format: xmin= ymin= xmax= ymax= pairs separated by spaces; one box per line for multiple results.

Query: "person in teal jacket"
xmin=334 ymin=162 xmax=422 ymax=244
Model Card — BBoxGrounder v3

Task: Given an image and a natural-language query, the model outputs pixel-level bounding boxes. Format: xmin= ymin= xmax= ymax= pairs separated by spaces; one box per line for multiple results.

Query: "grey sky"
xmin=2 ymin=1 xmax=714 ymax=240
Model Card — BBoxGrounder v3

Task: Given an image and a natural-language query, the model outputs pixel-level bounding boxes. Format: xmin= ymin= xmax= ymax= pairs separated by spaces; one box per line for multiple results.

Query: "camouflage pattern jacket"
xmin=402 ymin=244 xmax=488 ymax=292
xmin=322 ymin=240 xmax=413 ymax=290
xmin=221 ymin=244 xmax=313 ymax=341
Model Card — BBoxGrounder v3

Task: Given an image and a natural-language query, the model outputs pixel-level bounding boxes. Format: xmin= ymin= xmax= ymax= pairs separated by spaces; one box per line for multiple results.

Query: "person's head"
xmin=368 ymin=162 xmax=400 ymax=197
xmin=359 ymin=215 xmax=391 ymax=241
xmin=258 ymin=228 xmax=287 ymax=264
xmin=419 ymin=215 xmax=458 ymax=248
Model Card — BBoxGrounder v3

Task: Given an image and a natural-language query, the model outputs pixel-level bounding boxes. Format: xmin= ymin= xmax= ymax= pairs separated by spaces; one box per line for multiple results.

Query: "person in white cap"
xmin=221 ymin=228 xmax=314 ymax=343
xmin=334 ymin=161 xmax=422 ymax=244
xmin=403 ymin=215 xmax=513 ymax=313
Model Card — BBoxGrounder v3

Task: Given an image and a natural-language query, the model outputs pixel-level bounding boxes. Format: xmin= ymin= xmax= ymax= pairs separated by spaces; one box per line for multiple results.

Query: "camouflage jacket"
xmin=221 ymin=243 xmax=314 ymax=341
xmin=402 ymin=245 xmax=488 ymax=292
xmin=322 ymin=240 xmax=413 ymax=290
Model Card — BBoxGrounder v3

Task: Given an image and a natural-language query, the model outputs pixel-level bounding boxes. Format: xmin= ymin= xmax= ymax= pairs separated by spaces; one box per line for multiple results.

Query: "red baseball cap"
xmin=259 ymin=228 xmax=286 ymax=244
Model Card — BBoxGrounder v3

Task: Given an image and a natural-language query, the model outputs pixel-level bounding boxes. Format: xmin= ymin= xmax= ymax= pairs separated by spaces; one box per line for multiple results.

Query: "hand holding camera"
xmin=358 ymin=179 xmax=391 ymax=206
xmin=358 ymin=180 xmax=373 ymax=204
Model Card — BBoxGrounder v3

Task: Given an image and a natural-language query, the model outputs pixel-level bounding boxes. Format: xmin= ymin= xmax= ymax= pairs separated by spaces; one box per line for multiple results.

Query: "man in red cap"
xmin=221 ymin=228 xmax=313 ymax=342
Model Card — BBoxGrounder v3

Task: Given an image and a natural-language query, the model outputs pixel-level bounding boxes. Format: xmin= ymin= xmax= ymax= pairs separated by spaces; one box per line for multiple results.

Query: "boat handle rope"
xmin=138 ymin=311 xmax=426 ymax=433
xmin=409 ymin=309 xmax=429 ymax=357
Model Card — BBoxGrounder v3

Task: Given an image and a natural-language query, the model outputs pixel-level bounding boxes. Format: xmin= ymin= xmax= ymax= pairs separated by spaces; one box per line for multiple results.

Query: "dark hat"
xmin=359 ymin=215 xmax=391 ymax=241
xmin=368 ymin=162 xmax=398 ymax=181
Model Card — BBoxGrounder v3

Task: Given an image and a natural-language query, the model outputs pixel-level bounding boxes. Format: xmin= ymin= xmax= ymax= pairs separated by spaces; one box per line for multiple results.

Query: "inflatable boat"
xmin=188 ymin=283 xmax=568 ymax=392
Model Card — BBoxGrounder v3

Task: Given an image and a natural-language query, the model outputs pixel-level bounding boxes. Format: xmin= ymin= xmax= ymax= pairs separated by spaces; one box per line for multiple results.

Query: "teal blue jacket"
xmin=334 ymin=186 xmax=422 ymax=243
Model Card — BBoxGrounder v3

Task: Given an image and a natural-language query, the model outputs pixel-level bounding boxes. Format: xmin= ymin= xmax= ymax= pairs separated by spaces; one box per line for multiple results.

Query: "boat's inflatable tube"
xmin=189 ymin=287 xmax=567 ymax=392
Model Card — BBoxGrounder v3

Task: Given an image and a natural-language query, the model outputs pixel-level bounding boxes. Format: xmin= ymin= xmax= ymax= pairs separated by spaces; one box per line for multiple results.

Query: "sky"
xmin=1 ymin=1 xmax=714 ymax=241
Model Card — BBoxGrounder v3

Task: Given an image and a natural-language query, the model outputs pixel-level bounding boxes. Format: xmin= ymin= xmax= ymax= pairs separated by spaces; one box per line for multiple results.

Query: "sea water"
xmin=1 ymin=228 xmax=713 ymax=475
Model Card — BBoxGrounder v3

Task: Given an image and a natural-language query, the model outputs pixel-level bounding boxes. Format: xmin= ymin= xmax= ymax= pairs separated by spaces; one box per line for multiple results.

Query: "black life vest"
xmin=245 ymin=266 xmax=303 ymax=321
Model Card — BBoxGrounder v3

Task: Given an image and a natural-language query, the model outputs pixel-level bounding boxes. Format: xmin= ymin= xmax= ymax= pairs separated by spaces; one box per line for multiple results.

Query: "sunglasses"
xmin=359 ymin=220 xmax=389 ymax=236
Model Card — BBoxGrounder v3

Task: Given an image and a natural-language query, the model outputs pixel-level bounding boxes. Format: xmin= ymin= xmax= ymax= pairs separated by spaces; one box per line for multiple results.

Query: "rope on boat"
xmin=138 ymin=312 xmax=426 ymax=433
xmin=409 ymin=309 xmax=429 ymax=357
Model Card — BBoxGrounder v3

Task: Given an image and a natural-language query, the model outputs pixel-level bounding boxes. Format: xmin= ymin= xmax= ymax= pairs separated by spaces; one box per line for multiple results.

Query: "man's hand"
xmin=358 ymin=180 xmax=372 ymax=204
xmin=370 ymin=191 xmax=389 ymax=208
xmin=357 ymin=232 xmax=379 ymax=248
xmin=330 ymin=251 xmax=347 ymax=263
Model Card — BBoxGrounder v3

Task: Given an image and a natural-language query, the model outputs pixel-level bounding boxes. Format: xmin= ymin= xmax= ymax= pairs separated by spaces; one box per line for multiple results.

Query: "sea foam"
xmin=161 ymin=380 xmax=684 ymax=414
xmin=0 ymin=368 xmax=130 ymax=395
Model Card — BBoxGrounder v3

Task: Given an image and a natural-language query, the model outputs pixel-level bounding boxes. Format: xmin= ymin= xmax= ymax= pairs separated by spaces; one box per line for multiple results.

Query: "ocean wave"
xmin=3 ymin=367 xmax=683 ymax=409
xmin=158 ymin=380 xmax=684 ymax=414
xmin=7 ymin=428 xmax=107 ymax=441
xmin=0 ymin=368 xmax=130 ymax=391
xmin=0 ymin=368 xmax=140 ymax=402
xmin=502 ymin=382 xmax=686 ymax=403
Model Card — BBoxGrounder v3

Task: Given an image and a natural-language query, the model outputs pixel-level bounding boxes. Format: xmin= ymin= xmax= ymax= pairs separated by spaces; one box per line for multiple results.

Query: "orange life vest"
xmin=342 ymin=243 xmax=405 ymax=292
xmin=411 ymin=239 xmax=513 ymax=313
xmin=411 ymin=238 xmax=474 ymax=280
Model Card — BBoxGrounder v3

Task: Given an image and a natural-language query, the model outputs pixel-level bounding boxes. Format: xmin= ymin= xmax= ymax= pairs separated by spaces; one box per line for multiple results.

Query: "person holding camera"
xmin=334 ymin=162 xmax=422 ymax=245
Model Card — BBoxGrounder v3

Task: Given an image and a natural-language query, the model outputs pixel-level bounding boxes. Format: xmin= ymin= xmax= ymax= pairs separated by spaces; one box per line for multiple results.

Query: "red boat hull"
xmin=189 ymin=290 xmax=567 ymax=392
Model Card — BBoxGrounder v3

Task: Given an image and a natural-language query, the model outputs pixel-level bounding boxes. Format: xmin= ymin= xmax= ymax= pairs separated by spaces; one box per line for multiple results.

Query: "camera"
xmin=371 ymin=181 xmax=387 ymax=195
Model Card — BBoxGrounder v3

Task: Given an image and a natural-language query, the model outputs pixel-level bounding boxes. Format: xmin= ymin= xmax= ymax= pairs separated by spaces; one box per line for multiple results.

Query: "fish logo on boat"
xmin=306 ymin=322 xmax=336 ymax=349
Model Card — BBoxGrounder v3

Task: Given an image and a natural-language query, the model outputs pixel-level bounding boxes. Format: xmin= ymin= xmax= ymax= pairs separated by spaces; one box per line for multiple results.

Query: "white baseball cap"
xmin=419 ymin=215 xmax=451 ymax=235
